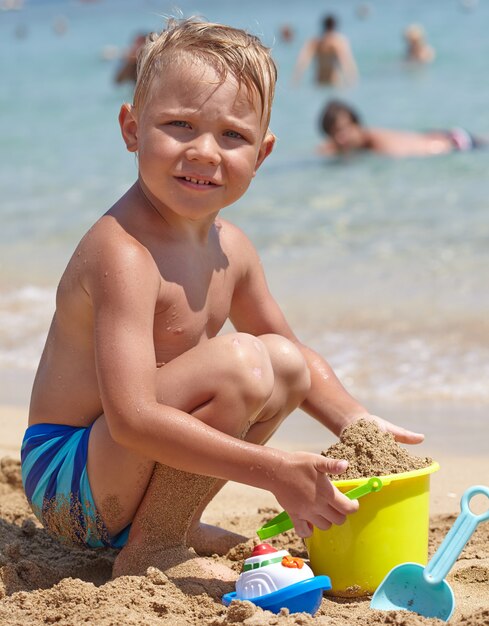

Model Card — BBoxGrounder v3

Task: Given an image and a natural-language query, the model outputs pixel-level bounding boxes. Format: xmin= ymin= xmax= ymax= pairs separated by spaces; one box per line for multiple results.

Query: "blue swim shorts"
xmin=21 ymin=423 xmax=130 ymax=549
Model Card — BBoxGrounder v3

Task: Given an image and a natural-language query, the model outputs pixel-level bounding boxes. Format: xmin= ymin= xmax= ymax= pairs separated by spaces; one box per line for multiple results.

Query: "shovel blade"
xmin=370 ymin=563 xmax=455 ymax=622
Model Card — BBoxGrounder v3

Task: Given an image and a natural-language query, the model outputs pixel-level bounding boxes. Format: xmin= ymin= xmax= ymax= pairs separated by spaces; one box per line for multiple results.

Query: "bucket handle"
xmin=257 ymin=477 xmax=383 ymax=540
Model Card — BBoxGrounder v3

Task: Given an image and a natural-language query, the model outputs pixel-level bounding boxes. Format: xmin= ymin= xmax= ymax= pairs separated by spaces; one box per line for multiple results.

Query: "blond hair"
xmin=133 ymin=18 xmax=277 ymax=130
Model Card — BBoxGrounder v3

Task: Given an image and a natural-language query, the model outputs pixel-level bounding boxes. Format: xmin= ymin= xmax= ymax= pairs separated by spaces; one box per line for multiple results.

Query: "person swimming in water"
xmin=114 ymin=32 xmax=147 ymax=84
xmin=318 ymin=100 xmax=486 ymax=158
xmin=403 ymin=24 xmax=435 ymax=64
xmin=293 ymin=15 xmax=358 ymax=87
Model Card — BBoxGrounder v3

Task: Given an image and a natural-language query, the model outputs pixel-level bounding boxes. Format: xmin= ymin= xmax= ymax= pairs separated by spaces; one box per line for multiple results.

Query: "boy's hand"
xmin=272 ymin=452 xmax=359 ymax=539
xmin=346 ymin=414 xmax=424 ymax=445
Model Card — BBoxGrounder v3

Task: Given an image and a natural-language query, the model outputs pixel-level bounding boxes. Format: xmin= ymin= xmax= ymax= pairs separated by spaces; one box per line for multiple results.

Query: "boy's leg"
xmin=87 ymin=332 xmax=309 ymax=577
xmin=112 ymin=333 xmax=309 ymax=578
xmin=88 ymin=332 xmax=275 ymax=537
xmin=186 ymin=333 xmax=311 ymax=555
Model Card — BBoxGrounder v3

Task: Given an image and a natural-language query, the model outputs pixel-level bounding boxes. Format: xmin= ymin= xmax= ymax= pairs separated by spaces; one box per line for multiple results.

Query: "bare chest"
xmin=153 ymin=262 xmax=234 ymax=365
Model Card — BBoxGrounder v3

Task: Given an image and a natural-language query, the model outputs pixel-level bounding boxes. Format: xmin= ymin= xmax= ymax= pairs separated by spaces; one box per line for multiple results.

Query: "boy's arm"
xmin=229 ymin=228 xmax=423 ymax=444
xmin=86 ymin=234 xmax=357 ymax=535
xmin=297 ymin=343 xmax=423 ymax=444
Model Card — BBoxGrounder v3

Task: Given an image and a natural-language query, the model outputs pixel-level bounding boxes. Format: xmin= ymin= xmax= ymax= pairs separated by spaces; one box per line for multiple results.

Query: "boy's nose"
xmin=185 ymin=133 xmax=221 ymax=166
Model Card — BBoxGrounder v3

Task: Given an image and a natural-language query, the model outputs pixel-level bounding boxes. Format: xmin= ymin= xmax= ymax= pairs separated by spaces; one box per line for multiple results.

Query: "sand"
xmin=1 ymin=406 xmax=489 ymax=626
xmin=322 ymin=419 xmax=433 ymax=479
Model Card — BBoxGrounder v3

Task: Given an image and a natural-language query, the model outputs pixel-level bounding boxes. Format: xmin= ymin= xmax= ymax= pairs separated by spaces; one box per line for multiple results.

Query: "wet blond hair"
xmin=133 ymin=17 xmax=277 ymax=130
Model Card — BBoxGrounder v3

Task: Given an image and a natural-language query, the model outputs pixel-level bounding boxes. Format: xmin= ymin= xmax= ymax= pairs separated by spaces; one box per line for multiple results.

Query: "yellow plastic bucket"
xmin=305 ymin=461 xmax=440 ymax=597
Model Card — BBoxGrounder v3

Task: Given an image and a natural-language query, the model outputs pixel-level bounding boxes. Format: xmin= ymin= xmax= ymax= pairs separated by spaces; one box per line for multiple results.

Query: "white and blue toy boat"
xmin=222 ymin=543 xmax=331 ymax=615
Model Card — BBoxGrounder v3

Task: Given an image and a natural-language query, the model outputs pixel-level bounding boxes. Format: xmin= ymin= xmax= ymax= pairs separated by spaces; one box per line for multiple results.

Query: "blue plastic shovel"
xmin=370 ymin=485 xmax=489 ymax=621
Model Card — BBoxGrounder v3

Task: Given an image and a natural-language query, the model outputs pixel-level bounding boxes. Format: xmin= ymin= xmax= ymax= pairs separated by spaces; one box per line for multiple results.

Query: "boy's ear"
xmin=119 ymin=103 xmax=138 ymax=153
xmin=253 ymin=131 xmax=275 ymax=176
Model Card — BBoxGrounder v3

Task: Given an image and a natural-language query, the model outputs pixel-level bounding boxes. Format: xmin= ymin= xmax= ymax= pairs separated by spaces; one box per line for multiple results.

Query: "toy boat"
xmin=222 ymin=542 xmax=331 ymax=615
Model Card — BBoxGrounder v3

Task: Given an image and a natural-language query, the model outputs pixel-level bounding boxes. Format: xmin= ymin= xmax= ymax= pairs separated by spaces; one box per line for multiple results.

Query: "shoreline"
xmin=3 ymin=398 xmax=489 ymax=520
xmin=5 ymin=399 xmax=489 ymax=458
xmin=4 ymin=401 xmax=489 ymax=520
xmin=0 ymin=405 xmax=27 ymax=459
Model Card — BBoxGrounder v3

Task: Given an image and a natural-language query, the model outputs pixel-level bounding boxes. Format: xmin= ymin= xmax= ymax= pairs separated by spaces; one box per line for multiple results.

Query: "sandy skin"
xmin=113 ymin=544 xmax=238 ymax=599
xmin=111 ymin=463 xmax=244 ymax=581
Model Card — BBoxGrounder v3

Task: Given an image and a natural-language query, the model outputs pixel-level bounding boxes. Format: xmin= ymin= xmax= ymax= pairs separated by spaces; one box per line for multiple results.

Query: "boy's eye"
xmin=170 ymin=120 xmax=191 ymax=128
xmin=224 ymin=130 xmax=244 ymax=140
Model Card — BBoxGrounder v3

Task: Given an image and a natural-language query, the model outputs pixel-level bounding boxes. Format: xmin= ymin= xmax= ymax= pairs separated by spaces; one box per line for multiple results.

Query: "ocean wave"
xmin=315 ymin=330 xmax=489 ymax=403
xmin=1 ymin=286 xmax=488 ymax=404
xmin=0 ymin=286 xmax=55 ymax=369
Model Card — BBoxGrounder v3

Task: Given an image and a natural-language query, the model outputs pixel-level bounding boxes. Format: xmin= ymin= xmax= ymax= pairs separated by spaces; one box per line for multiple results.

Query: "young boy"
xmin=22 ymin=18 xmax=423 ymax=580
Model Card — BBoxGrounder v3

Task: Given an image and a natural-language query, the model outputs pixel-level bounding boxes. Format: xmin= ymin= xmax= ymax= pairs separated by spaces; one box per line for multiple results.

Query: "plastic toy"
xmin=222 ymin=542 xmax=331 ymax=615
xmin=306 ymin=465 xmax=439 ymax=596
xmin=371 ymin=485 xmax=489 ymax=621
xmin=257 ymin=476 xmax=383 ymax=540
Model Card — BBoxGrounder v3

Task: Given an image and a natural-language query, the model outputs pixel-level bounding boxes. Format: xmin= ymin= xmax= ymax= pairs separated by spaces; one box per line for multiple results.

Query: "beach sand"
xmin=1 ymin=404 xmax=489 ymax=625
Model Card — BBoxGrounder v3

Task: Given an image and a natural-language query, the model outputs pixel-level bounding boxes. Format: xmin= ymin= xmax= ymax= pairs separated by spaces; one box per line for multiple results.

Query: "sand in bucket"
xmin=305 ymin=420 xmax=438 ymax=597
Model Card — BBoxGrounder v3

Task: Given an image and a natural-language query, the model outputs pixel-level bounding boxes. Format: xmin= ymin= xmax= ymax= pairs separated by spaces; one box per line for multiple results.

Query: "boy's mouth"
xmin=185 ymin=176 xmax=210 ymax=185
xmin=179 ymin=175 xmax=218 ymax=187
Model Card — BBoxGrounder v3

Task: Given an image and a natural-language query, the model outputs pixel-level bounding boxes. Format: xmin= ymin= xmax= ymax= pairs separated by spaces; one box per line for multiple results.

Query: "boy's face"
xmin=120 ymin=58 xmax=274 ymax=220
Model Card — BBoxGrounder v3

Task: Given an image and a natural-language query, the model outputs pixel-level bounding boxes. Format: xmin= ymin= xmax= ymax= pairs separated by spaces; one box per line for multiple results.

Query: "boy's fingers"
xmin=309 ymin=509 xmax=343 ymax=530
xmin=392 ymin=426 xmax=424 ymax=444
xmin=288 ymin=454 xmax=360 ymax=538
xmin=294 ymin=499 xmax=356 ymax=535
xmin=367 ymin=416 xmax=425 ymax=445
xmin=293 ymin=518 xmax=314 ymax=538
xmin=315 ymin=456 xmax=348 ymax=476
xmin=328 ymin=489 xmax=359 ymax=518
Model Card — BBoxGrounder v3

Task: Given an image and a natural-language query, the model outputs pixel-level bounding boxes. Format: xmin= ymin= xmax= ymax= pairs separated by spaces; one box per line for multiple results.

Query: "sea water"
xmin=1 ymin=0 xmax=489 ymax=415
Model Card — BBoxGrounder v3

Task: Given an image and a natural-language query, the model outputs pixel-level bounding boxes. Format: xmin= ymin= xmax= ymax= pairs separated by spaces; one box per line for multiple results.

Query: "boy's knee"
xmin=224 ymin=333 xmax=274 ymax=405
xmin=260 ymin=334 xmax=311 ymax=397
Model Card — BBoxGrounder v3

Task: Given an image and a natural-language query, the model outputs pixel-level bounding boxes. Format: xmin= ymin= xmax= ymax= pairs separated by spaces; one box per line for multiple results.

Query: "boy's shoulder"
xmin=79 ymin=212 xmax=152 ymax=259
xmin=215 ymin=218 xmax=263 ymax=282
xmin=60 ymin=214 xmax=161 ymax=312
xmin=216 ymin=217 xmax=259 ymax=257
xmin=66 ymin=211 xmax=158 ymax=287
xmin=216 ymin=217 xmax=253 ymax=244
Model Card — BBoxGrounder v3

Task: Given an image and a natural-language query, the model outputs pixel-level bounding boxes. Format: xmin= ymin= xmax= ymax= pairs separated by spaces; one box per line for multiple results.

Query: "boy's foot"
xmin=112 ymin=544 xmax=237 ymax=595
xmin=187 ymin=522 xmax=248 ymax=556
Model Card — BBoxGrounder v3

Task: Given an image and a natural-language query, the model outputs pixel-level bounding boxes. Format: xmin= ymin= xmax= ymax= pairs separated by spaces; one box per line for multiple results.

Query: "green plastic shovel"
xmin=370 ymin=485 xmax=489 ymax=621
xmin=257 ymin=476 xmax=383 ymax=540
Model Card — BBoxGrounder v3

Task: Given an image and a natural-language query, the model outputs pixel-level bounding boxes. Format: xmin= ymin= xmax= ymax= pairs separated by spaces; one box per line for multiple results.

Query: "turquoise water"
xmin=1 ymin=0 xmax=489 ymax=407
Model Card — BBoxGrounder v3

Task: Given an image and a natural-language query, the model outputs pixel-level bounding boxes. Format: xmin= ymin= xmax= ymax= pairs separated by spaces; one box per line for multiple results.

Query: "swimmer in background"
xmin=318 ymin=100 xmax=487 ymax=158
xmin=403 ymin=24 xmax=435 ymax=64
xmin=114 ymin=32 xmax=147 ymax=84
xmin=279 ymin=24 xmax=294 ymax=43
xmin=293 ymin=14 xmax=358 ymax=87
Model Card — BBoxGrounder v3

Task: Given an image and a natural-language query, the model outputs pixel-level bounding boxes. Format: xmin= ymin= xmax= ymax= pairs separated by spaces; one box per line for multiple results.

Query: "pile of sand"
xmin=1 ymin=419 xmax=488 ymax=625
xmin=323 ymin=419 xmax=432 ymax=480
